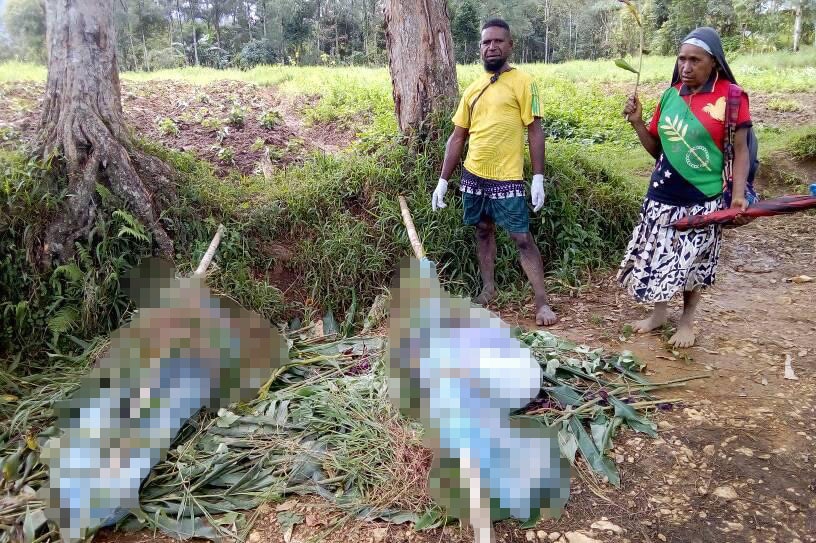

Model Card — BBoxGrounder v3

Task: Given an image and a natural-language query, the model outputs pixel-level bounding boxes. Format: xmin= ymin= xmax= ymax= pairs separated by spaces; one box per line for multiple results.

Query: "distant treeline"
xmin=1 ymin=0 xmax=814 ymax=69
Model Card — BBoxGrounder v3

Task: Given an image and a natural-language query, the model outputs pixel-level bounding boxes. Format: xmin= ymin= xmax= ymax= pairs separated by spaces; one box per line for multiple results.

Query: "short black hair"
xmin=482 ymin=18 xmax=510 ymax=32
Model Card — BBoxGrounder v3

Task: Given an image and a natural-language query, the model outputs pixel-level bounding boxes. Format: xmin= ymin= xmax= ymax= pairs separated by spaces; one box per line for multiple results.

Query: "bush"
xmin=0 ymin=153 xmax=152 ymax=362
xmin=258 ymin=110 xmax=283 ymax=129
xmin=788 ymin=130 xmax=816 ymax=160
xmin=238 ymin=39 xmax=279 ymax=69
xmin=766 ymin=97 xmax=800 ymax=113
xmin=228 ymin=106 xmax=246 ymax=128
xmin=147 ymin=47 xmax=186 ymax=70
xmin=157 ymin=117 xmax=179 ymax=136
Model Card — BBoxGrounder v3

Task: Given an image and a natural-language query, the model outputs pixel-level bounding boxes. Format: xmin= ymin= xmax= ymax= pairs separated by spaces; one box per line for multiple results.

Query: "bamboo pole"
xmin=398 ymin=196 xmax=426 ymax=260
xmin=192 ymin=224 xmax=226 ymax=278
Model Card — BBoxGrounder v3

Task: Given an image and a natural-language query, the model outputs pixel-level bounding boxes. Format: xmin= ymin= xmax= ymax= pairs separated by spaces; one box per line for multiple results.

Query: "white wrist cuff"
xmin=439 ymin=178 xmax=448 ymax=184
xmin=532 ymin=174 xmax=544 ymax=184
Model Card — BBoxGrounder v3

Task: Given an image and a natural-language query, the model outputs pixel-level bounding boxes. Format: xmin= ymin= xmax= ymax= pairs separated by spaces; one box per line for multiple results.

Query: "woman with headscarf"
xmin=618 ymin=27 xmax=753 ymax=348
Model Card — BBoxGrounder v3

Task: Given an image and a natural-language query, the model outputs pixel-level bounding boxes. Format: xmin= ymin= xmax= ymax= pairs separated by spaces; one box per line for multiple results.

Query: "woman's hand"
xmin=623 ymin=94 xmax=643 ymax=124
xmin=730 ymin=195 xmax=754 ymax=226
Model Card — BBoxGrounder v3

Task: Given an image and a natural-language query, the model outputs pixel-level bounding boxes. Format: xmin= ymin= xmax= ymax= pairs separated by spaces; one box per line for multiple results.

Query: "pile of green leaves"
xmin=0 ymin=321 xmax=698 ymax=542
xmin=515 ymin=330 xmax=683 ymax=487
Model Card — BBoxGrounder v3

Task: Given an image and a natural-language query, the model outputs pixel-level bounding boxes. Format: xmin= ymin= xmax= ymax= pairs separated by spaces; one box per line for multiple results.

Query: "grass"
xmin=766 ymin=97 xmax=801 ymax=112
xmin=787 ymin=127 xmax=816 ymax=160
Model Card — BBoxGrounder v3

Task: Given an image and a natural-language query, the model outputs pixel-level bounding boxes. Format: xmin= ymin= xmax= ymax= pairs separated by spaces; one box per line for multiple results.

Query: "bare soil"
xmin=0 ymin=79 xmax=356 ymax=176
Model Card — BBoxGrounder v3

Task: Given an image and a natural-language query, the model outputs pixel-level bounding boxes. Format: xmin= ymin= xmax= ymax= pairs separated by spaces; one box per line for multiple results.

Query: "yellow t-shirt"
xmin=451 ymin=68 xmax=541 ymax=181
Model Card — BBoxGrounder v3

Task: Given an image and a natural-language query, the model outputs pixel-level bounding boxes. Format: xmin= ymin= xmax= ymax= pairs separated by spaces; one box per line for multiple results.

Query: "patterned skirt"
xmin=617 ymin=197 xmax=723 ymax=303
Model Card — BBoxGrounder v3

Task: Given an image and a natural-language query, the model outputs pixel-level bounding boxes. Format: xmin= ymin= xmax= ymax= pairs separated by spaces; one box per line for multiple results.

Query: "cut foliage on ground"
xmin=0 ymin=321 xmax=698 ymax=543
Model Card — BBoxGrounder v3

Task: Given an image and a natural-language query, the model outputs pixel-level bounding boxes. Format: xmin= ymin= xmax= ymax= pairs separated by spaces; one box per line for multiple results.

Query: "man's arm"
xmin=432 ymin=126 xmax=469 ymax=211
xmin=440 ymin=126 xmax=470 ymax=180
xmin=527 ymin=118 xmax=545 ymax=176
xmin=528 ymin=119 xmax=547 ymax=212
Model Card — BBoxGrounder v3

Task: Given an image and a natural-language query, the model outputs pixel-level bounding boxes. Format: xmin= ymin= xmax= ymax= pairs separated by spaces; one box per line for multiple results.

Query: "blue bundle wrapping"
xmin=386 ymin=257 xmax=571 ymax=524
xmin=38 ymin=259 xmax=287 ymax=542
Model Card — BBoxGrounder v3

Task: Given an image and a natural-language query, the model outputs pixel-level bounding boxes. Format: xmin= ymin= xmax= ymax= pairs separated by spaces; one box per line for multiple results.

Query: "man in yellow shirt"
xmin=432 ymin=18 xmax=556 ymax=326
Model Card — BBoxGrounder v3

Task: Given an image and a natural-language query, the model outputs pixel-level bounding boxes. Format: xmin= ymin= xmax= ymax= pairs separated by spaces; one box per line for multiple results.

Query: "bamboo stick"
xmin=398 ymin=196 xmax=426 ymax=260
xmin=192 ymin=224 xmax=226 ymax=278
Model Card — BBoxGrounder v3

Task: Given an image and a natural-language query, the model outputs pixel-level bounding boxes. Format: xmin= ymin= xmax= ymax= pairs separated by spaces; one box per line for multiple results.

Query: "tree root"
xmin=39 ymin=105 xmax=176 ymax=268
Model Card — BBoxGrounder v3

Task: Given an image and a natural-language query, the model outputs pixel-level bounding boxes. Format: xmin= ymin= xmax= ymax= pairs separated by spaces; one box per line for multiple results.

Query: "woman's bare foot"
xmin=668 ymin=323 xmax=696 ymax=348
xmin=473 ymin=285 xmax=497 ymax=306
xmin=630 ymin=302 xmax=668 ymax=333
xmin=535 ymin=304 xmax=558 ymax=326
xmin=631 ymin=314 xmax=667 ymax=333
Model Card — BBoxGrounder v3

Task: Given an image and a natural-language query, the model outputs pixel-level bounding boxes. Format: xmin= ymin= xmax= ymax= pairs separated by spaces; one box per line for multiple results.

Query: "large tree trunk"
xmin=384 ymin=0 xmax=458 ymax=135
xmin=38 ymin=0 xmax=174 ymax=267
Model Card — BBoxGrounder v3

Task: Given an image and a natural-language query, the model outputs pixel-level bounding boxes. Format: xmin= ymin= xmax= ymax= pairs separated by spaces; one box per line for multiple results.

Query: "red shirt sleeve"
xmin=648 ymin=103 xmax=661 ymax=137
xmin=737 ymin=91 xmax=751 ymax=127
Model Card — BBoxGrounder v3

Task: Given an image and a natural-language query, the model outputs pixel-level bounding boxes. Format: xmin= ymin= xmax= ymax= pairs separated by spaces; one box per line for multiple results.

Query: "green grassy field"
xmin=1 ymin=50 xmax=815 ymax=368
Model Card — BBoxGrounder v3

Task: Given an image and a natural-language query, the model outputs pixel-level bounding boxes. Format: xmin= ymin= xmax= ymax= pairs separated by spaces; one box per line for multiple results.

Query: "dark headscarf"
xmin=670 ymin=27 xmax=738 ymax=86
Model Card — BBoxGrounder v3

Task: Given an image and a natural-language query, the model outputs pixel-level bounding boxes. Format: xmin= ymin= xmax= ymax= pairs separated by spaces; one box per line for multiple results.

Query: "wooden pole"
xmin=398 ymin=196 xmax=426 ymax=260
xmin=193 ymin=224 xmax=226 ymax=278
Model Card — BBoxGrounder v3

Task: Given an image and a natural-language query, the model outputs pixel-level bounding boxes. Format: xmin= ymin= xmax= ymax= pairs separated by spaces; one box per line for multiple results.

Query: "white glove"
xmin=531 ymin=174 xmax=546 ymax=212
xmin=432 ymin=178 xmax=448 ymax=211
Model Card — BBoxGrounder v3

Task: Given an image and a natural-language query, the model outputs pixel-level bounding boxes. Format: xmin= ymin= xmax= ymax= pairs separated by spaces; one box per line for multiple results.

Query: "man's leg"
xmin=474 ymin=220 xmax=497 ymax=305
xmin=669 ymin=287 xmax=701 ymax=348
xmin=508 ymin=232 xmax=557 ymax=326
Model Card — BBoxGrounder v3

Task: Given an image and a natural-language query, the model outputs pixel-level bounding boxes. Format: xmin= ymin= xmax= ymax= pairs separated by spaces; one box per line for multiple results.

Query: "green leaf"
xmin=414 ymin=508 xmax=444 ymax=531
xmin=52 ymin=262 xmax=84 ymax=282
xmin=568 ymin=417 xmax=620 ymax=487
xmin=558 ymin=429 xmax=578 ymax=463
xmin=614 ymin=58 xmax=639 ymax=74
xmin=608 ymin=396 xmax=657 ymax=437
xmin=47 ymin=306 xmax=80 ymax=334
xmin=371 ymin=510 xmax=419 ymax=524
xmin=153 ymin=510 xmax=221 ymax=540
xmin=15 ymin=300 xmax=28 ymax=324
xmin=590 ymin=413 xmax=622 ymax=454
xmin=276 ymin=510 xmax=304 ymax=530
xmin=545 ymin=384 xmax=585 ymax=407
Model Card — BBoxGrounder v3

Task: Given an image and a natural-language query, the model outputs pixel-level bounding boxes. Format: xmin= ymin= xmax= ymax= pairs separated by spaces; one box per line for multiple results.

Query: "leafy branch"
xmin=615 ymin=0 xmax=645 ymax=121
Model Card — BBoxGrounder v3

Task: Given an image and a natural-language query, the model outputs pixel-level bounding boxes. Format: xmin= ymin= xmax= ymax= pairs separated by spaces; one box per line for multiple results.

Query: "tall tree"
xmin=384 ymin=0 xmax=458 ymax=135
xmin=451 ymin=0 xmax=480 ymax=62
xmin=38 ymin=0 xmax=174 ymax=266
xmin=792 ymin=0 xmax=803 ymax=50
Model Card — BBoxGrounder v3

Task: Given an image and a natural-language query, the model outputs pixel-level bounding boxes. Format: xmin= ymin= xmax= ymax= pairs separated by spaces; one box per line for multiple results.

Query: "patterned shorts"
xmin=617 ymin=197 xmax=723 ymax=303
xmin=460 ymin=168 xmax=529 ymax=233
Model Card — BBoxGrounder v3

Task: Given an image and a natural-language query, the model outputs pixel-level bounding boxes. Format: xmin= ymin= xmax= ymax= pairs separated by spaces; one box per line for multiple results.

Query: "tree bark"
xmin=384 ymin=0 xmax=458 ymax=135
xmin=792 ymin=0 xmax=803 ymax=52
xmin=38 ymin=0 xmax=175 ymax=267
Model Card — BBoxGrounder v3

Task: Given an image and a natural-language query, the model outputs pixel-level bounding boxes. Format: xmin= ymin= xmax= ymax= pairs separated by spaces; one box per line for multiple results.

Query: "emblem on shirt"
xmin=703 ymin=97 xmax=726 ymax=122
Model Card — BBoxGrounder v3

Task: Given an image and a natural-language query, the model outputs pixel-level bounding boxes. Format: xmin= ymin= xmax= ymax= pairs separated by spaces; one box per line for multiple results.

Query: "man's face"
xmin=480 ymin=26 xmax=512 ymax=72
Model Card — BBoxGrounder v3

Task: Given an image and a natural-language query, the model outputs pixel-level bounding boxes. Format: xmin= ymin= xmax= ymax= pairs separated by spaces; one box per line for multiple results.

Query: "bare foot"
xmin=631 ymin=314 xmax=667 ymax=333
xmin=668 ymin=323 xmax=696 ymax=348
xmin=473 ymin=285 xmax=496 ymax=306
xmin=535 ymin=304 xmax=558 ymax=326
